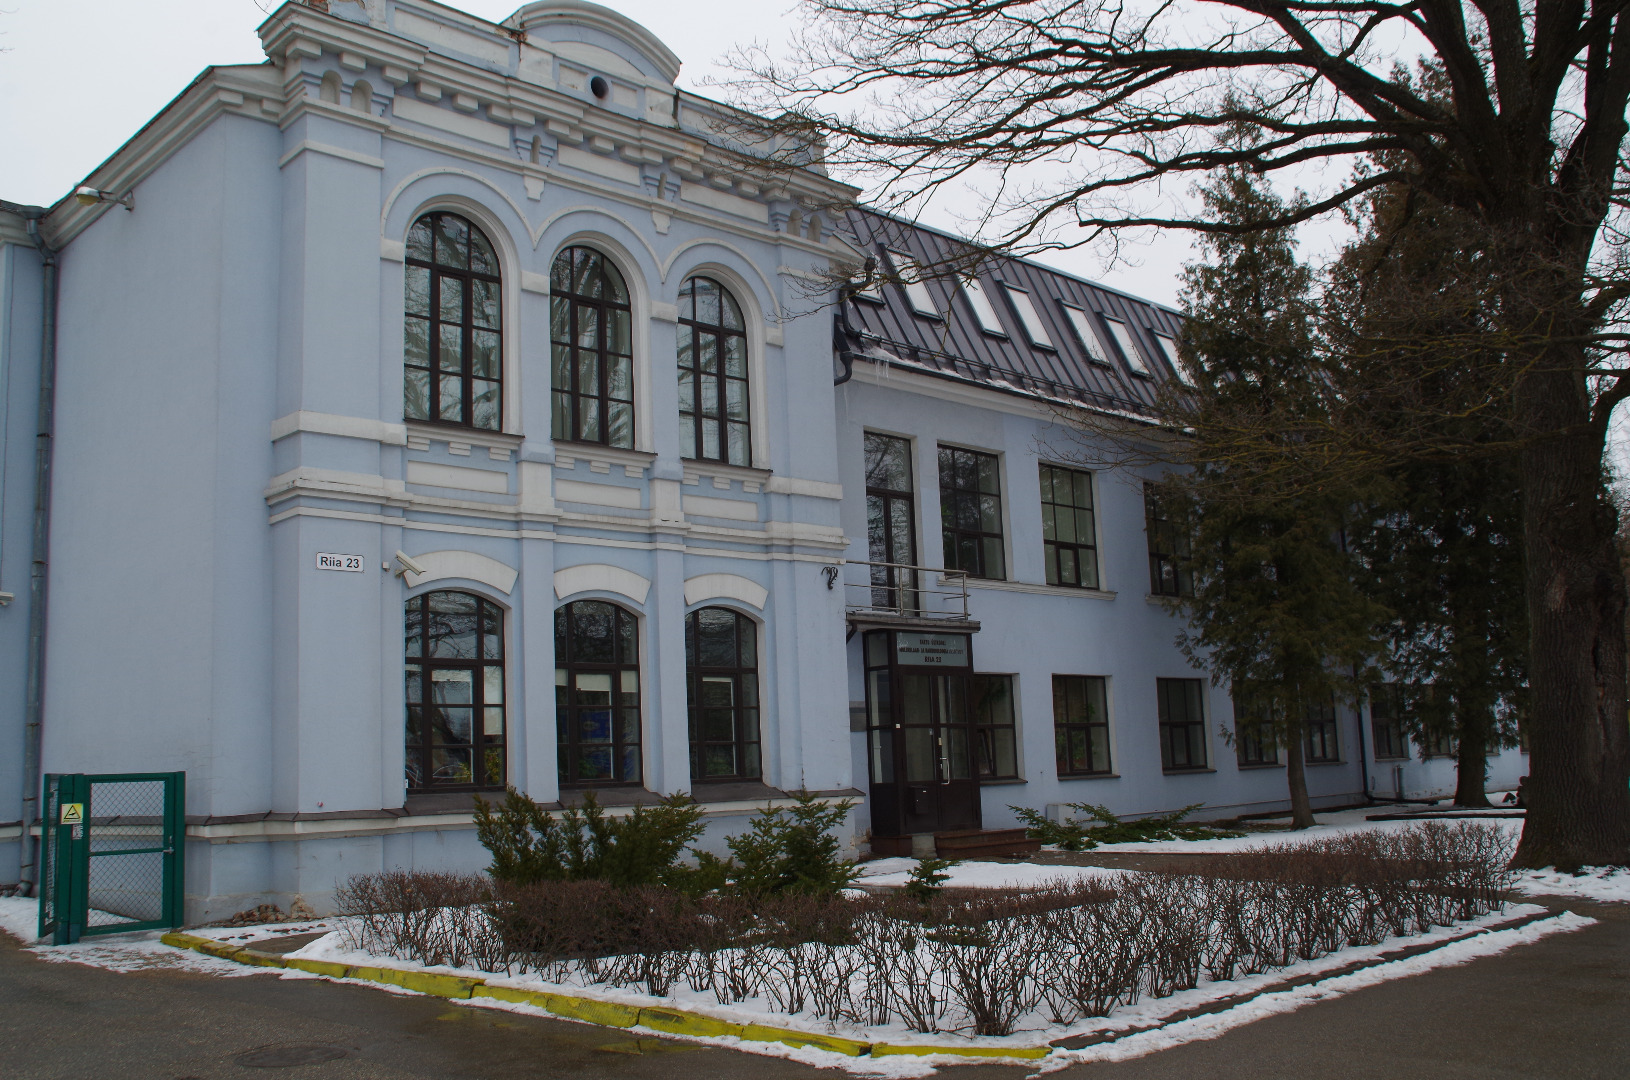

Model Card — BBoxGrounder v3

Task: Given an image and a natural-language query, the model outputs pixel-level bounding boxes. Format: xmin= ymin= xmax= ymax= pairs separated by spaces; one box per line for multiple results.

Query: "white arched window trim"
xmin=682 ymin=572 xmax=768 ymax=610
xmin=548 ymin=231 xmax=656 ymax=455
xmin=671 ymin=261 xmax=771 ymax=470
xmin=399 ymin=195 xmax=524 ymax=436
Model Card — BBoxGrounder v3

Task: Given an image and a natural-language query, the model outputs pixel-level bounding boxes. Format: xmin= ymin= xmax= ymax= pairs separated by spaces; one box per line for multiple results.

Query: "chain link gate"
xmin=38 ymin=772 xmax=185 ymax=944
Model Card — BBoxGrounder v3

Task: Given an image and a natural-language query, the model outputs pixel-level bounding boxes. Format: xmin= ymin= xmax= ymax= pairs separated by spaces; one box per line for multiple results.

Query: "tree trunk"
xmin=1512 ymin=358 xmax=1630 ymax=869
xmin=1284 ymin=731 xmax=1315 ymax=829
xmin=1454 ymin=723 xmax=1490 ymax=808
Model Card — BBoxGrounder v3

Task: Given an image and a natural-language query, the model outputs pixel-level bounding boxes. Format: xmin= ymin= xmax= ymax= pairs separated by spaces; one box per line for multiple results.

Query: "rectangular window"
xmin=1054 ymin=674 xmax=1112 ymax=776
xmin=1158 ymin=677 xmax=1208 ymax=770
xmin=939 ymin=445 xmax=1005 ymax=580
xmin=1144 ymin=482 xmax=1193 ymax=597
xmin=961 ymin=277 xmax=1008 ymax=335
xmin=1040 ymin=463 xmax=1099 ymax=588
xmin=1061 ymin=304 xmax=1111 ymax=365
xmin=1370 ymin=685 xmax=1407 ymax=760
xmin=1422 ymin=730 xmax=1456 ymax=758
xmin=1231 ymin=697 xmax=1279 ymax=766
xmin=865 ymin=432 xmax=918 ymax=612
xmin=1150 ymin=331 xmax=1191 ymax=385
xmin=1002 ymin=284 xmax=1055 ymax=348
xmin=1104 ymin=317 xmax=1151 ymax=375
xmin=972 ymin=674 xmax=1018 ymax=779
xmin=886 ymin=250 xmax=939 ymax=317
xmin=1304 ymin=699 xmax=1341 ymax=763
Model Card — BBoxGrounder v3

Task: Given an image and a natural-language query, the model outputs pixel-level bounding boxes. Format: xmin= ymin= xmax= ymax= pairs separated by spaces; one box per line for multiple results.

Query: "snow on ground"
xmin=1040 ymin=909 xmax=1596 ymax=1070
xmin=1101 ymin=806 xmax=1524 ymax=854
xmin=855 ymin=858 xmax=1129 ymax=890
xmin=1512 ymin=866 xmax=1630 ymax=903
xmin=0 ymin=896 xmax=281 ymax=976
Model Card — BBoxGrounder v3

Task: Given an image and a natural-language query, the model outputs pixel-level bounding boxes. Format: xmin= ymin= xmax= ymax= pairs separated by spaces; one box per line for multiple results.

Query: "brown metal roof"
xmin=837 ymin=208 xmax=1183 ymax=419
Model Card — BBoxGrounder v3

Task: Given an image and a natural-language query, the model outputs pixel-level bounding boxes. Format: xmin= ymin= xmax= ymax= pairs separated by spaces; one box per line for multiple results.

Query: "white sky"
xmin=0 ymin=0 xmax=1199 ymax=306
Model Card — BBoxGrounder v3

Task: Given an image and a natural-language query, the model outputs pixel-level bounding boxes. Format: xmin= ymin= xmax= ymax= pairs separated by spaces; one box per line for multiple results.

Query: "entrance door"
xmin=863 ymin=629 xmax=982 ymax=838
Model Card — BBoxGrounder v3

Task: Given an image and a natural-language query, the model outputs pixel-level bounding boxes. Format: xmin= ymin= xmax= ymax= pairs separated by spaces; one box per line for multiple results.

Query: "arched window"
xmin=555 ymin=600 xmax=641 ymax=785
xmin=677 ymin=276 xmax=750 ymax=465
xmin=405 ymin=591 xmax=505 ymax=791
xmin=686 ymin=607 xmax=760 ymax=781
xmin=404 ymin=212 xmax=502 ymax=430
xmin=551 ymin=247 xmax=633 ymax=448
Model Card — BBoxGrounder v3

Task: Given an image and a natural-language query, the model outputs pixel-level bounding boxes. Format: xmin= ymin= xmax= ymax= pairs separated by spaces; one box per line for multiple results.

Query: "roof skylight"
xmin=1061 ymin=304 xmax=1111 ymax=365
xmin=1002 ymin=285 xmax=1054 ymax=349
xmin=1103 ymin=318 xmax=1150 ymax=375
xmin=1150 ymin=332 xmax=1192 ymax=385
xmin=886 ymin=250 xmax=939 ymax=317
xmin=961 ymin=277 xmax=1007 ymax=336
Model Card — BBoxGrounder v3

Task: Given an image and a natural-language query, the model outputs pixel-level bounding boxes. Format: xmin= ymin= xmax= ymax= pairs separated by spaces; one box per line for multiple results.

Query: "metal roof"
xmin=837 ymin=208 xmax=1184 ymax=419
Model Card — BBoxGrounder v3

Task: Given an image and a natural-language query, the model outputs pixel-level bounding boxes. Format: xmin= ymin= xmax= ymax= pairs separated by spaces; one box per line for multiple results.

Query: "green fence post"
xmin=52 ymin=774 xmax=88 ymax=945
xmin=164 ymin=771 xmax=186 ymax=928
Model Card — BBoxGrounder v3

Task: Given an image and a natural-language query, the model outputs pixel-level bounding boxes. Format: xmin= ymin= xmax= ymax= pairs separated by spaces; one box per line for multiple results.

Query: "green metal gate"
xmin=38 ymin=772 xmax=185 ymax=944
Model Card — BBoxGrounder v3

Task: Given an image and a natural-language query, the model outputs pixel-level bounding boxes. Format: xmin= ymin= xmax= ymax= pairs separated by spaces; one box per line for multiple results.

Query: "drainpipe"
xmin=2 ymin=199 xmax=58 ymax=897
xmin=832 ymin=258 xmax=876 ymax=386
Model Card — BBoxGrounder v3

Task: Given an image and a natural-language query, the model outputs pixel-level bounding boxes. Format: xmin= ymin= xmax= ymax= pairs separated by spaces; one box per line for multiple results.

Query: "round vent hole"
xmin=590 ymin=76 xmax=609 ymax=100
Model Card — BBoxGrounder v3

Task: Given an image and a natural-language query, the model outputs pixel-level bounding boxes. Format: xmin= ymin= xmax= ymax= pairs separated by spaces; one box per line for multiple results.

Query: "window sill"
xmin=557 ymin=786 xmax=661 ymax=808
xmin=1058 ymin=772 xmax=1119 ymax=781
xmin=689 ymin=779 xmax=786 ymax=802
xmin=405 ymin=421 xmax=524 ymax=454
xmin=553 ymin=441 xmax=658 ymax=476
xmin=404 ymin=790 xmax=503 ymax=815
xmin=1161 ymin=767 xmax=1217 ymax=775
xmin=1305 ymin=760 xmax=1345 ymax=767
xmin=978 ymin=777 xmax=1027 ymax=786
xmin=682 ymin=459 xmax=773 ymax=490
xmin=1235 ymin=762 xmax=1285 ymax=771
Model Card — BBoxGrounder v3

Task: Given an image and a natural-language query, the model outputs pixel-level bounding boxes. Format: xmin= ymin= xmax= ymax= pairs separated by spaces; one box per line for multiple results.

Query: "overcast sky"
xmin=0 ymin=0 xmax=1199 ymax=305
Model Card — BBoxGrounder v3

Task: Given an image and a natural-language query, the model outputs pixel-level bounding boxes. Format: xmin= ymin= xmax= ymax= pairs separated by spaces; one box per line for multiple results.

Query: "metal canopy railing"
xmin=844 ymin=560 xmax=972 ymax=621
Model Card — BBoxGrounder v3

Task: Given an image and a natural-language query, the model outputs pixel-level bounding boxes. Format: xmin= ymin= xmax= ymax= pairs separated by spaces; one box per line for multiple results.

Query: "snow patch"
xmin=1512 ymin=866 xmax=1630 ymax=903
xmin=856 ymin=859 xmax=1129 ymax=890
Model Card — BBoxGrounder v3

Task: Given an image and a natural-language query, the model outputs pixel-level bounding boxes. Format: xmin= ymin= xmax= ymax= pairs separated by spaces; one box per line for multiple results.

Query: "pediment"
xmin=503 ymin=1 xmax=682 ymax=85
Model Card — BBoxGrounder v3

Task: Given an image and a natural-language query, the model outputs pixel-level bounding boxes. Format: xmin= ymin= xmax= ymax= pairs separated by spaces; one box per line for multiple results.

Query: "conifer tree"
xmin=1157 ymin=165 xmax=1386 ymax=828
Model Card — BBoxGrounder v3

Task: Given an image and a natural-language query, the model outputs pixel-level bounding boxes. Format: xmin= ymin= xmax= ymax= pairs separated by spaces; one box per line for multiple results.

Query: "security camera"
xmin=393 ymin=550 xmax=427 ymax=577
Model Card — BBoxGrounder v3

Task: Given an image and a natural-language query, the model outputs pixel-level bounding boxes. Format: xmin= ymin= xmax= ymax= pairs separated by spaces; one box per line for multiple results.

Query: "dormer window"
xmin=1103 ymin=317 xmax=1150 ymax=375
xmin=1061 ymin=304 xmax=1112 ymax=365
xmin=885 ymin=250 xmax=939 ymax=317
xmin=1002 ymin=285 xmax=1054 ymax=349
xmin=961 ymin=277 xmax=1007 ymax=336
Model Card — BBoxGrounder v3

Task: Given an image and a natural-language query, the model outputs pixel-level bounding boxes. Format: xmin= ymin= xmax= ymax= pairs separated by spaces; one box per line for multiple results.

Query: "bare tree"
xmin=732 ymin=2 xmax=1630 ymax=868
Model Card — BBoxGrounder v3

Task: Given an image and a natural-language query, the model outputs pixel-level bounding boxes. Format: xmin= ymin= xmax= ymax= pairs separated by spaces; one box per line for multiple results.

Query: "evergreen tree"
xmin=1159 ymin=165 xmax=1386 ymax=828
xmin=1332 ymin=181 xmax=1529 ymax=807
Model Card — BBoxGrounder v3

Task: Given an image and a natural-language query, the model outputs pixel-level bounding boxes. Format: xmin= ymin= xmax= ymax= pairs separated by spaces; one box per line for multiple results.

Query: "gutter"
xmin=0 ymin=199 xmax=57 ymax=897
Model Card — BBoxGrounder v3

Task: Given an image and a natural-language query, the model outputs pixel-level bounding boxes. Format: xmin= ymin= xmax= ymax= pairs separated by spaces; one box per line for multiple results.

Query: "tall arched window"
xmin=677 ymin=276 xmax=750 ymax=464
xmin=555 ymin=600 xmax=641 ymax=785
xmin=405 ymin=591 xmax=505 ymax=791
xmin=551 ymin=247 xmax=634 ymax=448
xmin=686 ymin=607 xmax=760 ymax=781
xmin=404 ymin=212 xmax=502 ymax=430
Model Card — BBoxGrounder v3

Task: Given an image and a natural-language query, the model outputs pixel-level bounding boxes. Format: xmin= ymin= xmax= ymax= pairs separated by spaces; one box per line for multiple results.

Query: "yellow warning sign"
xmin=60 ymin=803 xmax=83 ymax=825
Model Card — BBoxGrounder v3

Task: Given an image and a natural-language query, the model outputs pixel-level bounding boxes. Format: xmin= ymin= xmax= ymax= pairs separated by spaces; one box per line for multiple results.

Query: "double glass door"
xmin=863 ymin=629 xmax=982 ymax=837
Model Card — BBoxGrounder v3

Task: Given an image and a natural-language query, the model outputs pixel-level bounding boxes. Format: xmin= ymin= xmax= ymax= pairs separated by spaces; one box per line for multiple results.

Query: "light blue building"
xmin=0 ymin=0 xmax=1526 ymax=918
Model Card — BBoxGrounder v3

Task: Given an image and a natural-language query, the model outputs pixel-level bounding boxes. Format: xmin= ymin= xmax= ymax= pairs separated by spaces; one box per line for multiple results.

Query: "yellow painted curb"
xmin=638 ymin=1006 xmax=745 ymax=1039
xmin=160 ymin=933 xmax=1048 ymax=1064
xmin=872 ymin=1042 xmax=1052 ymax=1060
xmin=283 ymin=957 xmax=354 ymax=980
xmin=544 ymin=994 xmax=642 ymax=1028
xmin=740 ymin=1024 xmax=872 ymax=1057
xmin=471 ymin=984 xmax=555 ymax=1009
xmin=348 ymin=965 xmax=479 ymax=999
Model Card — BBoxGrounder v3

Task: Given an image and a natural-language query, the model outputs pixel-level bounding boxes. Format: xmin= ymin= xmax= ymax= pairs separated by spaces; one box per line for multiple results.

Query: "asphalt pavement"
xmin=0 ymin=895 xmax=1623 ymax=1080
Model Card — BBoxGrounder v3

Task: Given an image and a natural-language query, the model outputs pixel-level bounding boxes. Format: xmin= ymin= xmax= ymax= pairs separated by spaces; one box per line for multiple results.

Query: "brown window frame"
xmin=1231 ymin=697 xmax=1281 ymax=767
xmin=865 ymin=432 xmax=918 ymax=610
xmin=972 ymin=674 xmax=1019 ymax=780
xmin=405 ymin=590 xmax=506 ymax=792
xmin=1303 ymin=699 xmax=1341 ymax=763
xmin=1040 ymin=463 xmax=1100 ymax=589
xmin=1369 ymin=685 xmax=1408 ymax=760
xmin=686 ymin=607 xmax=762 ymax=783
xmin=678 ymin=277 xmax=751 ymax=465
xmin=1054 ymin=674 xmax=1113 ymax=777
xmin=555 ymin=600 xmax=642 ymax=787
xmin=1145 ymin=482 xmax=1193 ymax=597
xmin=404 ymin=212 xmax=503 ymax=431
xmin=1158 ymin=677 xmax=1209 ymax=771
xmin=939 ymin=445 xmax=1006 ymax=580
xmin=551 ymin=246 xmax=634 ymax=448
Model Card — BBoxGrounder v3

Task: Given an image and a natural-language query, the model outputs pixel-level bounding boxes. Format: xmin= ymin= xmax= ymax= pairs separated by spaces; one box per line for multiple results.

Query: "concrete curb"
xmin=159 ymin=932 xmax=1047 ymax=1063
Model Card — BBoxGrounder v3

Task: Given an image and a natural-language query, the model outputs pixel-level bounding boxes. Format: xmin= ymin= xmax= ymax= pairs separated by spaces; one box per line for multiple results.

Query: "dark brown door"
xmin=896 ymin=672 xmax=981 ymax=834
